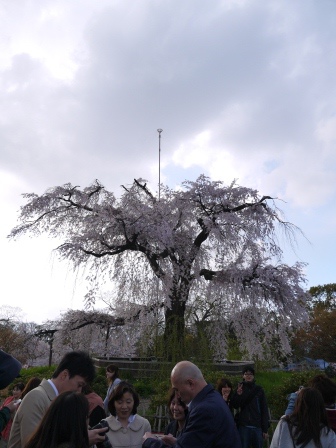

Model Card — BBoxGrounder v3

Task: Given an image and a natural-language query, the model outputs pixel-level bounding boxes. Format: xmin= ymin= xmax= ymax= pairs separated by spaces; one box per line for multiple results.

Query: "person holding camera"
xmin=285 ymin=374 xmax=336 ymax=432
xmin=230 ymin=366 xmax=269 ymax=448
xmin=271 ymin=387 xmax=336 ymax=448
xmin=0 ymin=383 xmax=25 ymax=448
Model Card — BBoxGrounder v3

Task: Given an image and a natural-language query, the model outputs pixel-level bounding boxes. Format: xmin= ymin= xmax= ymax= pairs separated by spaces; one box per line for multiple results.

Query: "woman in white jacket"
xmin=271 ymin=388 xmax=336 ymax=448
xmin=104 ymin=382 xmax=151 ymax=448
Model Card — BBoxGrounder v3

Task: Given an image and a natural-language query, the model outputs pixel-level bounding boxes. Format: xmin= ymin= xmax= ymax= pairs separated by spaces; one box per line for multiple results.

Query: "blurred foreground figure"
xmin=25 ymin=391 xmax=90 ymax=448
xmin=0 ymin=350 xmax=22 ymax=433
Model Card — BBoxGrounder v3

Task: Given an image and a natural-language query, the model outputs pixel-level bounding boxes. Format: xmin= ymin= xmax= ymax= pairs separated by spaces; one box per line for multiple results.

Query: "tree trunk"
xmin=163 ymin=296 xmax=186 ymax=361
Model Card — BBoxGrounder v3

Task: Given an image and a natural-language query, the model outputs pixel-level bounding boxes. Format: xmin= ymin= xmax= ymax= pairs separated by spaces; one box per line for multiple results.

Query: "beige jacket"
xmin=105 ymin=414 xmax=151 ymax=448
xmin=8 ymin=379 xmax=56 ymax=448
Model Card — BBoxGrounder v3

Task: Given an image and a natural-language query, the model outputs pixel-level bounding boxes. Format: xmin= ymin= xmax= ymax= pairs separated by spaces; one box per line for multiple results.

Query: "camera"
xmin=91 ymin=420 xmax=112 ymax=448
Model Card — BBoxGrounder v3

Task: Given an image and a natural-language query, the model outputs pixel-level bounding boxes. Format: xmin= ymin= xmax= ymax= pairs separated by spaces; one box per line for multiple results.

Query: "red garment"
xmin=85 ymin=392 xmax=104 ymax=415
xmin=0 ymin=396 xmax=14 ymax=440
xmin=327 ymin=408 xmax=336 ymax=432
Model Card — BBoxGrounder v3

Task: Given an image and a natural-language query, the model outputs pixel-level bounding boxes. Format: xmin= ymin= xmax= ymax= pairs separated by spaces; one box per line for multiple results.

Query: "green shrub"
xmin=266 ymin=370 xmax=321 ymax=419
xmin=3 ymin=364 xmax=333 ymax=425
xmin=0 ymin=366 xmax=55 ymax=400
xmin=133 ymin=380 xmax=155 ymax=398
xmin=325 ymin=365 xmax=336 ymax=378
xmin=92 ymin=373 xmax=107 ymax=398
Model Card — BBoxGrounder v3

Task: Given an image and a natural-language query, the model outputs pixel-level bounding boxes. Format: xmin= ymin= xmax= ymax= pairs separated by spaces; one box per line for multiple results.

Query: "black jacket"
xmin=164 ymin=420 xmax=179 ymax=437
xmin=230 ymin=381 xmax=269 ymax=433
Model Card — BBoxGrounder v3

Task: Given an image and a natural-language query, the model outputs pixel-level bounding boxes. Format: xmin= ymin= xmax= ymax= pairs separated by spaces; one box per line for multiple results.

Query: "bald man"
xmin=143 ymin=361 xmax=241 ymax=448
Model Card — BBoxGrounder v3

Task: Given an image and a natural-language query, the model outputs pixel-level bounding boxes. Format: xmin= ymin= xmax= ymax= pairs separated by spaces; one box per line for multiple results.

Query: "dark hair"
xmin=21 ymin=377 xmax=41 ymax=399
xmin=52 ymin=351 xmax=95 ymax=383
xmin=216 ymin=377 xmax=233 ymax=394
xmin=308 ymin=374 xmax=336 ymax=406
xmin=106 ymin=364 xmax=119 ymax=383
xmin=242 ymin=366 xmax=255 ymax=376
xmin=82 ymin=383 xmax=93 ymax=395
xmin=108 ymin=381 xmax=139 ymax=416
xmin=25 ymin=391 xmax=89 ymax=448
xmin=285 ymin=387 xmax=330 ymax=447
xmin=167 ymin=389 xmax=187 ymax=419
xmin=12 ymin=382 xmax=25 ymax=392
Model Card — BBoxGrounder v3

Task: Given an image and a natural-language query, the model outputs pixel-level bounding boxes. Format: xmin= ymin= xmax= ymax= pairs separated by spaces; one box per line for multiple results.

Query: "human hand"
xmin=143 ymin=432 xmax=164 ymax=442
xmin=222 ymin=390 xmax=230 ymax=400
xmin=88 ymin=427 xmax=108 ymax=446
xmin=143 ymin=432 xmax=155 ymax=442
xmin=161 ymin=434 xmax=177 ymax=446
xmin=237 ymin=382 xmax=243 ymax=395
xmin=5 ymin=401 xmax=19 ymax=414
xmin=263 ymin=432 xmax=269 ymax=439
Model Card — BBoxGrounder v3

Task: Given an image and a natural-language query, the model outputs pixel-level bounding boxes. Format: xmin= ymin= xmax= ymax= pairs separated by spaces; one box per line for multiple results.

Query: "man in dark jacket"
xmin=143 ymin=361 xmax=241 ymax=448
xmin=230 ymin=366 xmax=268 ymax=448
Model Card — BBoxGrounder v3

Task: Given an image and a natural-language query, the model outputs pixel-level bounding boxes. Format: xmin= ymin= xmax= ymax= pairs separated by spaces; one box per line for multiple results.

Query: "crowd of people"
xmin=1 ymin=348 xmax=336 ymax=448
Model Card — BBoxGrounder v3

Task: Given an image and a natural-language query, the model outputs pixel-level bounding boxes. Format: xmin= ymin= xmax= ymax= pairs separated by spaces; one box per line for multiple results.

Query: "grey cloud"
xmin=1 ymin=0 xmax=336 ymax=200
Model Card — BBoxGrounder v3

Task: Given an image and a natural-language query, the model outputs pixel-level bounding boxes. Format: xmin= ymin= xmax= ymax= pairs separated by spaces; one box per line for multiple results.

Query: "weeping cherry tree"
xmin=9 ymin=175 xmax=308 ymax=360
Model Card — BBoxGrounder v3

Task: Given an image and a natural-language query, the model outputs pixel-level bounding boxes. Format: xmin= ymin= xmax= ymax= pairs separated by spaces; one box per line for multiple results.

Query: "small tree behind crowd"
xmin=9 ymin=175 xmax=309 ymax=361
xmin=3 ymin=286 xmax=336 ymax=369
xmin=292 ymin=283 xmax=336 ymax=362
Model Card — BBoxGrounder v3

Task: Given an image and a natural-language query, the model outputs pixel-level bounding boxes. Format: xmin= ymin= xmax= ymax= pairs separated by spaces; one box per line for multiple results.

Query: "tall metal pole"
xmin=157 ymin=129 xmax=163 ymax=200
xmin=155 ymin=129 xmax=163 ymax=358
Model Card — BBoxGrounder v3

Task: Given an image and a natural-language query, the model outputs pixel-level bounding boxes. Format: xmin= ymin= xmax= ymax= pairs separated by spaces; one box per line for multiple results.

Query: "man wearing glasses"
xmin=231 ymin=366 xmax=269 ymax=448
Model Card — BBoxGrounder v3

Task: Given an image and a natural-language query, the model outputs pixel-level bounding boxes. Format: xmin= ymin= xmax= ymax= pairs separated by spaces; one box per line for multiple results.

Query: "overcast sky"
xmin=1 ymin=0 xmax=335 ymax=324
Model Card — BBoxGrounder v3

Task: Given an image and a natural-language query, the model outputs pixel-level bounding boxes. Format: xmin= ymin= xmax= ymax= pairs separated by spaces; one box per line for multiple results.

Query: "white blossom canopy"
xmin=9 ymin=175 xmax=308 ymax=358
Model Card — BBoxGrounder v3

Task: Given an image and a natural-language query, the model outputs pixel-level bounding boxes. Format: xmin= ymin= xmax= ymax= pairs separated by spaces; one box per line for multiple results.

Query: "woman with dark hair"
xmin=309 ymin=375 xmax=336 ymax=432
xmin=164 ymin=389 xmax=187 ymax=438
xmin=103 ymin=382 xmax=150 ymax=448
xmin=216 ymin=377 xmax=233 ymax=410
xmin=285 ymin=374 xmax=336 ymax=432
xmin=0 ymin=382 xmax=25 ymax=447
xmin=24 ymin=391 xmax=89 ymax=448
xmin=103 ymin=364 xmax=121 ymax=415
xmin=21 ymin=378 xmax=41 ymax=399
xmin=271 ymin=388 xmax=336 ymax=448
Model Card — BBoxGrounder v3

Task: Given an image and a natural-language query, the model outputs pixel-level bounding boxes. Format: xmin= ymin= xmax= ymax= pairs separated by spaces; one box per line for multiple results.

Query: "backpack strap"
xmin=287 ymin=421 xmax=296 ymax=448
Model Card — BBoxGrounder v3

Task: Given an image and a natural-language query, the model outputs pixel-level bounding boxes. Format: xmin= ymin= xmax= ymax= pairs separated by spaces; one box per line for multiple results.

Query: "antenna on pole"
xmin=157 ymin=129 xmax=163 ymax=201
